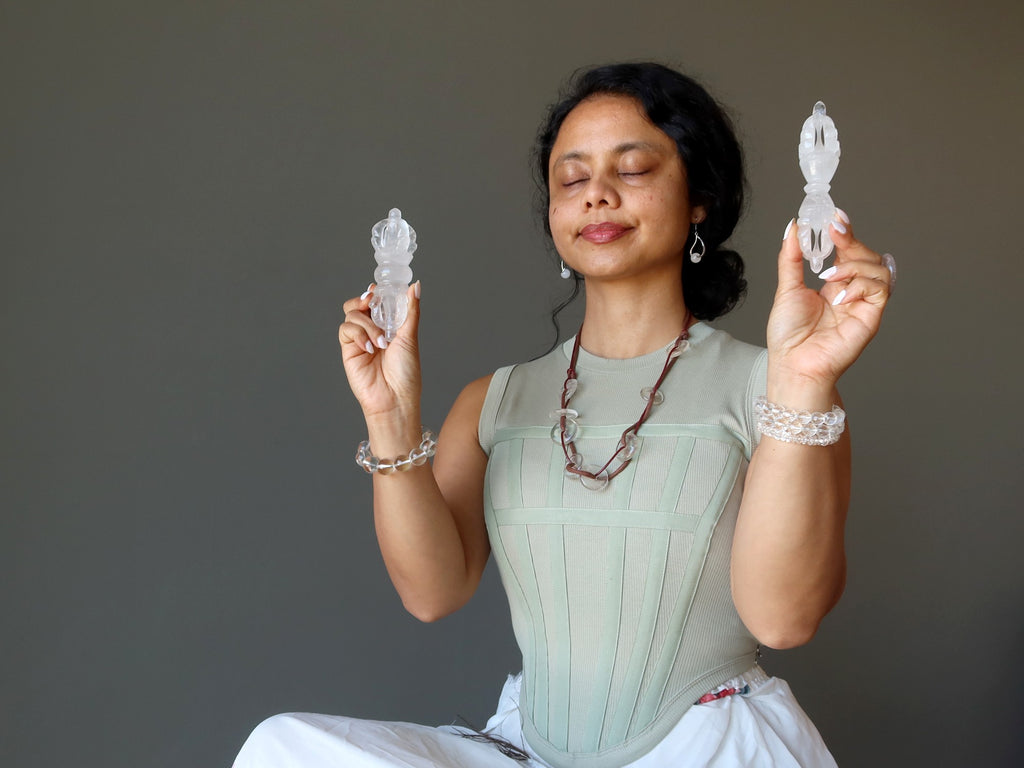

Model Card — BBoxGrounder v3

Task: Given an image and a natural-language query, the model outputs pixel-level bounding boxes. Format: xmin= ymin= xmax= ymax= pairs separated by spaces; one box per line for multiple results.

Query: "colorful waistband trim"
xmin=695 ymin=683 xmax=750 ymax=704
xmin=694 ymin=664 xmax=767 ymax=705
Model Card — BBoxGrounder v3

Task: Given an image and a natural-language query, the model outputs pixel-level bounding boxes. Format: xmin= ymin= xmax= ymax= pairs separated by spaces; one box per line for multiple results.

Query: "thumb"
xmin=395 ymin=280 xmax=422 ymax=343
xmin=776 ymin=218 xmax=805 ymax=295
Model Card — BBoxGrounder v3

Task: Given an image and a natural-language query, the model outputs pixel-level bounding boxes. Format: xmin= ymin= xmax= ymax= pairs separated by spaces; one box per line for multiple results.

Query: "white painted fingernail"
xmin=414 ymin=280 xmax=421 ymax=299
xmin=831 ymin=289 xmax=847 ymax=306
xmin=836 ymin=208 xmax=850 ymax=225
xmin=830 ymin=219 xmax=847 ymax=235
xmin=376 ymin=334 xmax=387 ymax=349
xmin=364 ymin=341 xmax=375 ymax=355
xmin=360 ymin=289 xmax=372 ymax=300
xmin=819 ymin=266 xmax=838 ymax=280
xmin=782 ymin=219 xmax=795 ymax=241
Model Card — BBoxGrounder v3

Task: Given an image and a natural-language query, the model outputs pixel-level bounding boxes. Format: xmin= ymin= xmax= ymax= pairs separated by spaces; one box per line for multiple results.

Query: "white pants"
xmin=233 ymin=667 xmax=837 ymax=767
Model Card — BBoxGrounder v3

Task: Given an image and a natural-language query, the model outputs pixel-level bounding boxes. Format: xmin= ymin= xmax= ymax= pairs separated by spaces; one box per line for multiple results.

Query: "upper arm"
xmin=432 ymin=374 xmax=493 ymax=582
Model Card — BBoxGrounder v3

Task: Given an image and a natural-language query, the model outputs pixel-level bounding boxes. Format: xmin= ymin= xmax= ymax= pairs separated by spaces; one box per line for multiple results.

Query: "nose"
xmin=583 ymin=174 xmax=620 ymax=209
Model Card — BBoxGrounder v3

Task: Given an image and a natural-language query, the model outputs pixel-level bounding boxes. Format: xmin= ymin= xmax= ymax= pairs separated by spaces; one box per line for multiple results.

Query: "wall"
xmin=3 ymin=1 xmax=1021 ymax=765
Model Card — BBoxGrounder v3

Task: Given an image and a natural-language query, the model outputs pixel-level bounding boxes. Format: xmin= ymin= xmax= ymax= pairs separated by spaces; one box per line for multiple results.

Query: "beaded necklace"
xmin=551 ymin=320 xmax=691 ymax=491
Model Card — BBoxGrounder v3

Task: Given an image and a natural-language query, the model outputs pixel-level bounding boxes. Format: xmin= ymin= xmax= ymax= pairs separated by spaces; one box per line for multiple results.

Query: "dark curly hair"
xmin=535 ymin=62 xmax=747 ymax=334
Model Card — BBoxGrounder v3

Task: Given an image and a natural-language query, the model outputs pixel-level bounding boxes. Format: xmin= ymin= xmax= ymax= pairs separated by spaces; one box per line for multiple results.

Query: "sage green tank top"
xmin=478 ymin=324 xmax=768 ymax=768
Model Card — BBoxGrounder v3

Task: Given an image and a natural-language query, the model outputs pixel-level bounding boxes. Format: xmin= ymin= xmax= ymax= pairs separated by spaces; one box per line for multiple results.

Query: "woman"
xmin=234 ymin=63 xmax=890 ymax=767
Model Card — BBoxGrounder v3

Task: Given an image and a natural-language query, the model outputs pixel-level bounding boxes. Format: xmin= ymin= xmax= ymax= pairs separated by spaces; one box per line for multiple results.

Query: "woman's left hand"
xmin=767 ymin=211 xmax=892 ymax=387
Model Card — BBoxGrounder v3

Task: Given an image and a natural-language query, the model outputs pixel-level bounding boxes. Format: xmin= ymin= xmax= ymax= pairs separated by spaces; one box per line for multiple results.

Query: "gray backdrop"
xmin=3 ymin=1 xmax=1021 ymax=766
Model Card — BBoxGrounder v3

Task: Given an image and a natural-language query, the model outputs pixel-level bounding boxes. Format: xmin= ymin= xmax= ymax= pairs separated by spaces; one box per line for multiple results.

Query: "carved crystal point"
xmin=369 ymin=208 xmax=416 ymax=341
xmin=797 ymin=102 xmax=841 ymax=273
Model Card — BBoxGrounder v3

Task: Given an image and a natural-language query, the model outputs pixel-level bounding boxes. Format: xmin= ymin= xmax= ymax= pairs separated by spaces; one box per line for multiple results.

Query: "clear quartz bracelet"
xmin=754 ymin=396 xmax=846 ymax=446
xmin=355 ymin=429 xmax=437 ymax=475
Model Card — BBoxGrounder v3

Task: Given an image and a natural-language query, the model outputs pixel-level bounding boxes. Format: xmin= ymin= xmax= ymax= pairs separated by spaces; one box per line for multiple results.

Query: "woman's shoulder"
xmin=458 ymin=372 xmax=495 ymax=402
xmin=693 ymin=323 xmax=765 ymax=362
xmin=485 ymin=342 xmax=568 ymax=398
xmin=474 ymin=344 xmax=568 ymax=453
xmin=695 ymin=325 xmax=767 ymax=387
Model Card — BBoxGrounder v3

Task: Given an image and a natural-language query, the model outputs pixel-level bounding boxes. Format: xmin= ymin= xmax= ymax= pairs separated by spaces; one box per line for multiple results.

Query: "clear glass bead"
xmin=394 ymin=454 xmax=411 ymax=470
xmin=669 ymin=339 xmax=689 ymax=359
xmin=563 ymin=378 xmax=578 ymax=399
xmin=550 ymin=417 xmax=579 ymax=443
xmin=366 ymin=456 xmax=380 ymax=473
xmin=621 ymin=431 xmax=641 ymax=459
xmin=409 ymin=447 xmax=428 ymax=465
xmin=377 ymin=460 xmax=396 ymax=475
xmin=549 ymin=408 xmax=579 ymax=420
xmin=640 ymin=387 xmax=664 ymax=406
xmin=579 ymin=464 xmax=610 ymax=491
xmin=356 ymin=441 xmax=370 ymax=464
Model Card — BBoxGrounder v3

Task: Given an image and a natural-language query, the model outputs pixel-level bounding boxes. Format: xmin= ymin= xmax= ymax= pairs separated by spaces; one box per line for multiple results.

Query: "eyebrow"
xmin=552 ymin=141 xmax=665 ymax=168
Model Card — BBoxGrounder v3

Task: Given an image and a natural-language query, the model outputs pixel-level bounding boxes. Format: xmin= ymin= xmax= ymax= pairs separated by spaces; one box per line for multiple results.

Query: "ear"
xmin=691 ymin=206 xmax=707 ymax=224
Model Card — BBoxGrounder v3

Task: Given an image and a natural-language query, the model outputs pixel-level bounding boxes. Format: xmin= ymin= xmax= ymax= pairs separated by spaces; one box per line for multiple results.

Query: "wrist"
xmin=765 ymin=366 xmax=838 ymax=412
xmin=364 ymin=408 xmax=424 ymax=456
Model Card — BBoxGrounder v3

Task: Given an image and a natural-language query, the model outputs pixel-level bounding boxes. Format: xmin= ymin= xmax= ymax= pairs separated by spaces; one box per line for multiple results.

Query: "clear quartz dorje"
xmin=369 ymin=208 xmax=417 ymax=341
xmin=797 ymin=101 xmax=842 ymax=273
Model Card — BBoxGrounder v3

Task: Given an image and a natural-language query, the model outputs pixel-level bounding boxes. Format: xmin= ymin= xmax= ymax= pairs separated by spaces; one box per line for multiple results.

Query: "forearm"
xmin=732 ymin=378 xmax=851 ymax=648
xmin=730 ymin=210 xmax=888 ymax=648
xmin=340 ymin=283 xmax=490 ymax=622
xmin=362 ymin=380 xmax=490 ymax=622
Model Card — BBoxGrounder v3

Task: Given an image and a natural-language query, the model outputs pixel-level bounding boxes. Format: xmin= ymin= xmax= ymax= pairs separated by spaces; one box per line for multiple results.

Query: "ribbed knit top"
xmin=478 ymin=324 xmax=768 ymax=768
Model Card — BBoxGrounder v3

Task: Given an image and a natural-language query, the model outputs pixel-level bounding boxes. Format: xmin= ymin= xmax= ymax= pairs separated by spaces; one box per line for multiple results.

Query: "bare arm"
xmin=732 ymin=215 xmax=889 ymax=648
xmin=733 ymin=390 xmax=850 ymax=649
xmin=339 ymin=283 xmax=491 ymax=622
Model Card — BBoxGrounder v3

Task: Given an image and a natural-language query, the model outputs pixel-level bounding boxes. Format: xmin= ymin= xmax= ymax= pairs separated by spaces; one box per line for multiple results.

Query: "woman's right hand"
xmin=338 ymin=281 xmax=422 ymax=420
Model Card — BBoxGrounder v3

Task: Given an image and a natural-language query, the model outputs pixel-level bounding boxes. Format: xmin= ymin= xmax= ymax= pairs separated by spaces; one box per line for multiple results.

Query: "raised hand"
xmin=338 ymin=281 xmax=423 ymax=420
xmin=768 ymin=212 xmax=892 ymax=389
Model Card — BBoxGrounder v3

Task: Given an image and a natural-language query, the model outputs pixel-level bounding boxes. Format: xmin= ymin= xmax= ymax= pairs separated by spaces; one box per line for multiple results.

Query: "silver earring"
xmin=559 ymin=260 xmax=572 ymax=279
xmin=689 ymin=225 xmax=705 ymax=264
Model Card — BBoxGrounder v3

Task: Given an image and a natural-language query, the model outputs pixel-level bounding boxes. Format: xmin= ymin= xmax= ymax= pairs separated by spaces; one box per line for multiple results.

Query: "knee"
xmin=233 ymin=713 xmax=307 ymax=765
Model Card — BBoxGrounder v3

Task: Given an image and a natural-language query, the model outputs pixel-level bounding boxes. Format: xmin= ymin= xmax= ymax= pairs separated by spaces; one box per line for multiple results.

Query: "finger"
xmin=354 ymin=311 xmax=391 ymax=350
xmin=776 ymin=219 xmax=805 ymax=294
xmin=340 ymin=295 xmax=391 ymax=354
xmin=342 ymin=283 xmax=375 ymax=315
xmin=339 ymin=318 xmax=382 ymax=358
xmin=818 ymin=260 xmax=891 ymax=286
xmin=342 ymin=283 xmax=392 ymax=352
xmin=828 ymin=210 xmax=882 ymax=267
xmin=829 ymin=275 xmax=890 ymax=308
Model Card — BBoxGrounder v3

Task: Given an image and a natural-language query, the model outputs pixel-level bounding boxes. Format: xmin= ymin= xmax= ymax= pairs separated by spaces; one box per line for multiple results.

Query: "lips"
xmin=580 ymin=222 xmax=630 ymax=243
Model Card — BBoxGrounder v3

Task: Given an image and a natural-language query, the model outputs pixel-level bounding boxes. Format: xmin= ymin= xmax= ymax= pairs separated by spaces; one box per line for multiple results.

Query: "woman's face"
xmin=548 ymin=94 xmax=704 ymax=284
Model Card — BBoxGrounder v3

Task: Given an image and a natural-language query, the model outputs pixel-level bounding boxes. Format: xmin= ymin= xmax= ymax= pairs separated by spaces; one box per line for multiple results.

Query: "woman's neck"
xmin=577 ymin=278 xmax=691 ymax=359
